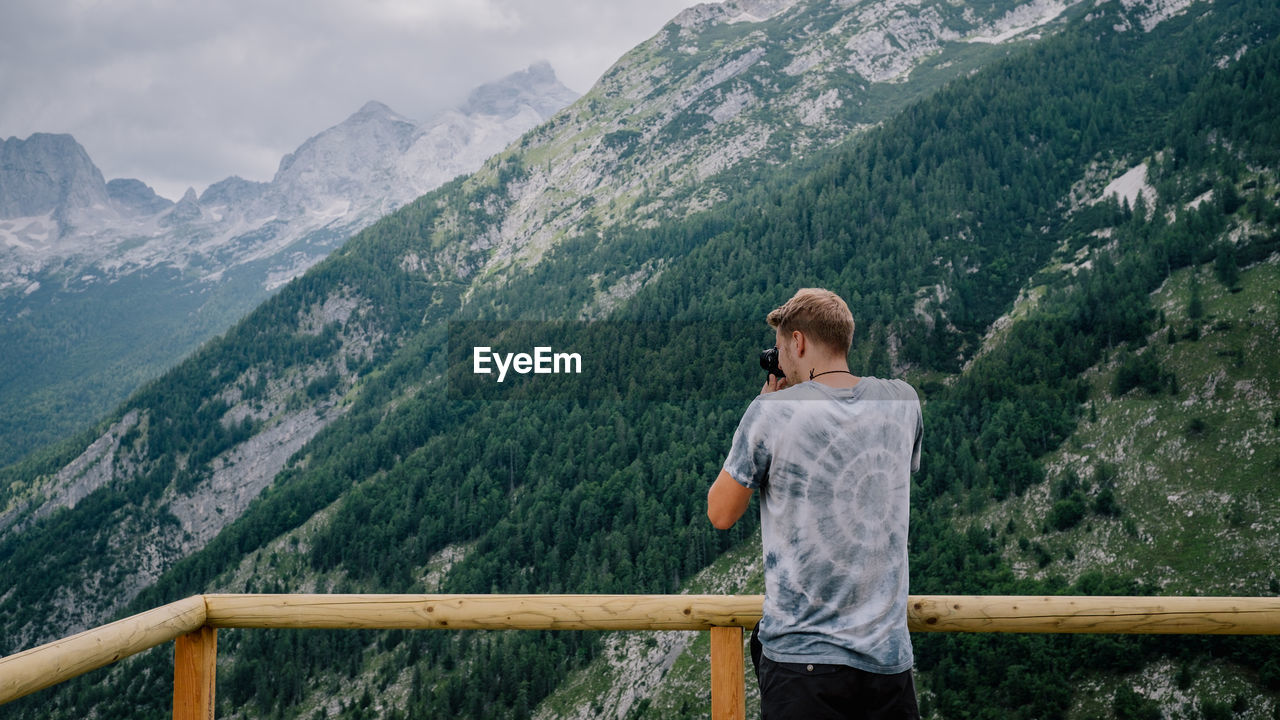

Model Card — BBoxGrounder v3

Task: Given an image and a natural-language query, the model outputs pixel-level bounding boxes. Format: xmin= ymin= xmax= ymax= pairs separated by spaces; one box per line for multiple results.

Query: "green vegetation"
xmin=0 ymin=262 xmax=270 ymax=466
xmin=970 ymin=259 xmax=1280 ymax=599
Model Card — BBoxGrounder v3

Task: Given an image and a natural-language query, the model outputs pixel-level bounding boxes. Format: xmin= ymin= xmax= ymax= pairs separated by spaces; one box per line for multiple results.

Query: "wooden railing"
xmin=3 ymin=594 xmax=1280 ymax=719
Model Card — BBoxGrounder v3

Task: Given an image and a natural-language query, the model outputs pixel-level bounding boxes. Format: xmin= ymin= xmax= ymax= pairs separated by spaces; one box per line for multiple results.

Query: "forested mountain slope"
xmin=3 ymin=0 xmax=1279 ymax=718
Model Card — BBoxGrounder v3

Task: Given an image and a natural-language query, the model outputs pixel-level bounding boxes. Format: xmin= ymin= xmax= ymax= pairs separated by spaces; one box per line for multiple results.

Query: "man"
xmin=707 ymin=288 xmax=922 ymax=720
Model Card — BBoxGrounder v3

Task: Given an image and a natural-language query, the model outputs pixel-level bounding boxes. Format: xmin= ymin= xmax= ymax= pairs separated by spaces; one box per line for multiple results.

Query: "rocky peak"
xmin=160 ymin=187 xmax=202 ymax=226
xmin=460 ymin=61 xmax=580 ymax=119
xmin=198 ymin=176 xmax=267 ymax=208
xmin=106 ymin=178 xmax=173 ymax=215
xmin=273 ymin=100 xmax=419 ymax=185
xmin=351 ymin=100 xmax=411 ymax=123
xmin=0 ymin=133 xmax=109 ymax=218
xmin=268 ymin=64 xmax=577 ymax=212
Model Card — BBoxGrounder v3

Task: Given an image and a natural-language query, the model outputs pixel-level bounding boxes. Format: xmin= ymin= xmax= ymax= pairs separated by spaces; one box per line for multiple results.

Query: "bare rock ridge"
xmin=197 ymin=175 xmax=266 ymax=207
xmin=160 ymin=187 xmax=202 ymax=226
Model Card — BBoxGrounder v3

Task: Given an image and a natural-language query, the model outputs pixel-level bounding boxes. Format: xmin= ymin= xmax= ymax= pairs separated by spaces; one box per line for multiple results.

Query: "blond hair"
xmin=767 ymin=288 xmax=855 ymax=353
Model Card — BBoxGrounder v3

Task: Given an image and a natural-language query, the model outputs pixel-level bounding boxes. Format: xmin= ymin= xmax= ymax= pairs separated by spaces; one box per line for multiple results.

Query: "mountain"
xmin=2 ymin=0 xmax=1279 ymax=718
xmin=462 ymin=60 xmax=581 ymax=118
xmin=0 ymin=63 xmax=579 ymax=466
xmin=0 ymin=133 xmax=109 ymax=218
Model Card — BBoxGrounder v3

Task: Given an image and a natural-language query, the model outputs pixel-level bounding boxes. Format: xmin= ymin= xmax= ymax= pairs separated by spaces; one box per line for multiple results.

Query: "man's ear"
xmin=792 ymin=330 xmax=806 ymax=357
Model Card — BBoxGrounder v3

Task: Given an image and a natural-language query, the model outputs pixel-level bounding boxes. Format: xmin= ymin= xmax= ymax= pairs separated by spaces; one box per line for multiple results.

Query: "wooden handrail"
xmin=196 ymin=593 xmax=1280 ymax=634
xmin=0 ymin=595 xmax=206 ymax=706
xmin=908 ymin=595 xmax=1280 ymax=634
xmin=3 ymin=593 xmax=1280 ymax=716
xmin=202 ymin=593 xmax=763 ymax=630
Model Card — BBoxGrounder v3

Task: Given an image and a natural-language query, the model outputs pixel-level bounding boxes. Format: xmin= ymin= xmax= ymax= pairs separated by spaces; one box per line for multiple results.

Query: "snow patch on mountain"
xmin=0 ymin=213 xmax=57 ymax=255
xmin=1099 ymin=163 xmax=1155 ymax=210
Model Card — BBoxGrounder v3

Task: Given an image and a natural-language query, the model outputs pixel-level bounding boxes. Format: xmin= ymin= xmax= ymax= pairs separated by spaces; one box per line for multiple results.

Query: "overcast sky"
xmin=0 ymin=0 xmax=699 ymax=200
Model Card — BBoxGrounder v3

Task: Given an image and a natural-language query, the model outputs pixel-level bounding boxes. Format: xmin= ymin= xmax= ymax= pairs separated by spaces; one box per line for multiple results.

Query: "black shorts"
xmin=751 ymin=627 xmax=920 ymax=720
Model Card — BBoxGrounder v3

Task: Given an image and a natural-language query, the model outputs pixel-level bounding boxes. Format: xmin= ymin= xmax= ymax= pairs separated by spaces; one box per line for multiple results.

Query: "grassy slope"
xmin=972 ymin=258 xmax=1280 ymax=596
xmin=980 ymin=257 xmax=1280 ymax=720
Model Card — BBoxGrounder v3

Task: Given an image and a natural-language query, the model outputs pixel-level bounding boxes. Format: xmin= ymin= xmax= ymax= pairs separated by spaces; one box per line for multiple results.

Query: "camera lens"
xmin=759 ymin=347 xmax=784 ymax=378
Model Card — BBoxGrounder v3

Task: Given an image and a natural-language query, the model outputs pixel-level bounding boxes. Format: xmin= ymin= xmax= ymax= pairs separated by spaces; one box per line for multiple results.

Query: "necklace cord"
xmin=809 ymin=369 xmax=856 ymax=380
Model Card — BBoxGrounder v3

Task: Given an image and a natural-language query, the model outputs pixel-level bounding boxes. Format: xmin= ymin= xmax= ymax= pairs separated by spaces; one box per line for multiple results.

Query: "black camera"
xmin=759 ymin=346 xmax=785 ymax=378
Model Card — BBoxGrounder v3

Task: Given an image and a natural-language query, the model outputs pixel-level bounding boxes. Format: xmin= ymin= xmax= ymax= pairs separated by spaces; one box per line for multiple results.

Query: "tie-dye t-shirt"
xmin=723 ymin=377 xmax=922 ymax=673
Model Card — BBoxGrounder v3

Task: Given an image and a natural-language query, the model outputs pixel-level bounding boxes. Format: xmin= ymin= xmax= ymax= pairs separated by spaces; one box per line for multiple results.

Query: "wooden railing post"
xmin=173 ymin=626 xmax=217 ymax=720
xmin=710 ymin=626 xmax=746 ymax=720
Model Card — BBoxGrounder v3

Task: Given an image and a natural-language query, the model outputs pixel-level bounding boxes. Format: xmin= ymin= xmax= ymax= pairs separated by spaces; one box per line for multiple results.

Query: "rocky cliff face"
xmin=462 ymin=60 xmax=581 ymax=118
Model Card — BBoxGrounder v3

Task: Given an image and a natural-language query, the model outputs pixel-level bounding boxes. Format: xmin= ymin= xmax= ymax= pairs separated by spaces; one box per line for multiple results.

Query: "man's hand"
xmin=761 ymin=374 xmax=789 ymax=394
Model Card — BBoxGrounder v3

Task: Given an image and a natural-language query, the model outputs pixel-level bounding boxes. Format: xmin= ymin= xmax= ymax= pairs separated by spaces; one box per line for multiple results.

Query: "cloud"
xmin=358 ymin=0 xmax=523 ymax=29
xmin=0 ymin=0 xmax=696 ymax=200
